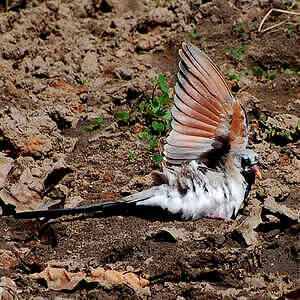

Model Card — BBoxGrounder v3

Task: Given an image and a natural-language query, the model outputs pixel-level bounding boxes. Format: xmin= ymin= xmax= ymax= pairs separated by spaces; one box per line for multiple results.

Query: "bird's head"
xmin=239 ymin=149 xmax=262 ymax=180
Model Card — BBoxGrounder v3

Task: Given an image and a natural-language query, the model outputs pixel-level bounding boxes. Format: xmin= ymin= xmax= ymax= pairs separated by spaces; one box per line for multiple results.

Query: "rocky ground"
xmin=0 ymin=0 xmax=299 ymax=299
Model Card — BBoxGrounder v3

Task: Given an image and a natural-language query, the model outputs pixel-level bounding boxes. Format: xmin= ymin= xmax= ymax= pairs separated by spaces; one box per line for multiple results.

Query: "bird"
xmin=6 ymin=43 xmax=261 ymax=221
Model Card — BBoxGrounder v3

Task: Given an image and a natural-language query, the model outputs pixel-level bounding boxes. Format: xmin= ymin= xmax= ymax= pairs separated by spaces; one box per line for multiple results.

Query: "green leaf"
xmin=155 ymin=75 xmax=169 ymax=95
xmin=226 ymin=72 xmax=243 ymax=81
xmin=92 ymin=117 xmax=104 ymax=125
xmin=85 ymin=126 xmax=93 ymax=132
xmin=160 ymin=111 xmax=171 ymax=119
xmin=281 ymin=130 xmax=291 ymax=137
xmin=284 ymin=69 xmax=294 ymax=75
xmin=167 ymin=119 xmax=172 ymax=130
xmin=138 ymin=102 xmax=145 ymax=112
xmin=130 ymin=152 xmax=137 ymax=159
xmin=252 ymin=66 xmax=263 ymax=78
xmin=188 ymin=29 xmax=197 ymax=39
xmin=259 ymin=114 xmax=267 ymax=122
xmin=226 ymin=72 xmax=236 ymax=80
xmin=297 ymin=120 xmax=300 ymax=130
xmin=152 ymin=121 xmax=165 ymax=132
xmin=116 ymin=111 xmax=130 ymax=121
xmin=138 ymin=130 xmax=151 ymax=140
xmin=252 ymin=22 xmax=257 ymax=30
xmin=266 ymin=70 xmax=276 ymax=80
xmin=149 ymin=135 xmax=158 ymax=149
xmin=156 ymin=94 xmax=170 ymax=106
xmin=152 ymin=154 xmax=163 ymax=163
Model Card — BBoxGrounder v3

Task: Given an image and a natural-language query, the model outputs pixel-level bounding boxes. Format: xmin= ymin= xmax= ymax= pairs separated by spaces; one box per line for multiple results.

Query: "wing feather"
xmin=164 ymin=43 xmax=248 ymax=165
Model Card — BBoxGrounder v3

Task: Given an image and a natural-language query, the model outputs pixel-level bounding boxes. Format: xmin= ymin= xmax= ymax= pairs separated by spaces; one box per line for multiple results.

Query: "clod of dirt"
xmin=0 ymin=154 xmax=13 ymax=189
xmin=0 ymin=156 xmax=71 ymax=213
xmin=257 ymin=178 xmax=290 ymax=201
xmin=264 ymin=197 xmax=299 ymax=223
xmin=0 ymin=276 xmax=18 ymax=300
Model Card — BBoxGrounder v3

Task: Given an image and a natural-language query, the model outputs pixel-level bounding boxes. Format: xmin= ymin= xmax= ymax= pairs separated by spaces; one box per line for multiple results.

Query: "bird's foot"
xmin=208 ymin=215 xmax=233 ymax=222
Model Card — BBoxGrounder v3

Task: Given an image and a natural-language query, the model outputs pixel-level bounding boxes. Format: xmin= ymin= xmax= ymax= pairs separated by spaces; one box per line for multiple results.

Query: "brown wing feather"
xmin=164 ymin=43 xmax=248 ymax=165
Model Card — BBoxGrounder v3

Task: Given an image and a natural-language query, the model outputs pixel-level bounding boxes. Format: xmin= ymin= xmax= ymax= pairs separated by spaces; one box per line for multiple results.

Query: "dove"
xmin=4 ymin=43 xmax=261 ymax=221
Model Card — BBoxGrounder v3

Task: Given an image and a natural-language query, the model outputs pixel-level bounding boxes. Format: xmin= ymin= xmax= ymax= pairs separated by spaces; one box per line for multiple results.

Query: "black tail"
xmin=2 ymin=187 xmax=159 ymax=220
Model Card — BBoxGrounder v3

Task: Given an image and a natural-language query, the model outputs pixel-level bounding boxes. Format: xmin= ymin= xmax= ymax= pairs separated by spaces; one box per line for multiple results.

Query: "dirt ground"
xmin=0 ymin=0 xmax=299 ymax=299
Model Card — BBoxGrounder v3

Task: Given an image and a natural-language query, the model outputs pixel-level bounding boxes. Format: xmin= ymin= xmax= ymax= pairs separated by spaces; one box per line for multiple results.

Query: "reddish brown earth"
xmin=0 ymin=0 xmax=299 ymax=299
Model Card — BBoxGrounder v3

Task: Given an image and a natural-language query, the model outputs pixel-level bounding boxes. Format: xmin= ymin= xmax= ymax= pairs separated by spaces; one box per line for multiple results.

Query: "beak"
xmin=252 ymin=165 xmax=262 ymax=180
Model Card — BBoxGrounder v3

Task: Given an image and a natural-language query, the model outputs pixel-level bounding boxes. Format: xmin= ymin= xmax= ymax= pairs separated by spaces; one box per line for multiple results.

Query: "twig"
xmin=258 ymin=8 xmax=300 ymax=33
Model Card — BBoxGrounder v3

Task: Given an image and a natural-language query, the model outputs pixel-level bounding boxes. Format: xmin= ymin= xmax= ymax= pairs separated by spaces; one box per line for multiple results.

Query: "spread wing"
xmin=164 ymin=43 xmax=248 ymax=165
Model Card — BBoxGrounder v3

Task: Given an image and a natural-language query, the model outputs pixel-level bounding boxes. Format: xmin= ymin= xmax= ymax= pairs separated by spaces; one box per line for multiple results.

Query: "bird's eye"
xmin=241 ymin=157 xmax=250 ymax=168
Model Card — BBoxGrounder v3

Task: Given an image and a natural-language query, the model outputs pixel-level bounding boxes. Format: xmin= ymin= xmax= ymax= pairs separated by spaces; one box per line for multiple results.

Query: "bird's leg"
xmin=207 ymin=215 xmax=233 ymax=222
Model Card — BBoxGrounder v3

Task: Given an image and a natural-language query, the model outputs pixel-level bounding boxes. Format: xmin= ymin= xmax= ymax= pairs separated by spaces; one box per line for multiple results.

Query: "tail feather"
xmin=11 ymin=187 xmax=159 ymax=220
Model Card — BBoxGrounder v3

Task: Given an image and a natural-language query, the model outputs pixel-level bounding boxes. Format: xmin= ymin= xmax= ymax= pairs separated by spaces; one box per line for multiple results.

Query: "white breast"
xmin=137 ymin=160 xmax=246 ymax=220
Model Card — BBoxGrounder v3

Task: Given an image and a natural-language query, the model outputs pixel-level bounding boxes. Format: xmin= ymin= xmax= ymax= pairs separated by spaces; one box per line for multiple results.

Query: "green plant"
xmin=224 ymin=43 xmax=245 ymax=59
xmin=138 ymin=74 xmax=172 ymax=162
xmin=188 ymin=29 xmax=197 ymax=39
xmin=252 ymin=66 xmax=264 ymax=78
xmin=284 ymin=0 xmax=294 ymax=10
xmin=129 ymin=151 xmax=137 ymax=159
xmin=266 ymin=70 xmax=276 ymax=80
xmin=264 ymin=128 xmax=276 ymax=137
xmin=84 ymin=117 xmax=104 ymax=132
xmin=116 ymin=111 xmax=130 ymax=121
xmin=259 ymin=114 xmax=267 ymax=122
xmin=280 ymin=130 xmax=291 ymax=138
xmin=284 ymin=69 xmax=294 ymax=75
xmin=152 ymin=153 xmax=164 ymax=163
xmin=226 ymin=72 xmax=243 ymax=81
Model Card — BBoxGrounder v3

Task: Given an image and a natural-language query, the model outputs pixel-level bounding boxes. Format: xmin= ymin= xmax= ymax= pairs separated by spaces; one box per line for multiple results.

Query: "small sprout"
xmin=297 ymin=120 xmax=300 ymax=130
xmin=252 ymin=66 xmax=264 ymax=78
xmin=155 ymin=74 xmax=169 ymax=95
xmin=252 ymin=22 xmax=257 ymax=30
xmin=224 ymin=44 xmax=245 ymax=59
xmin=149 ymin=135 xmax=158 ymax=149
xmin=266 ymin=70 xmax=276 ymax=80
xmin=188 ymin=29 xmax=197 ymax=39
xmin=284 ymin=0 xmax=294 ymax=10
xmin=152 ymin=154 xmax=164 ymax=163
xmin=297 ymin=71 xmax=300 ymax=76
xmin=116 ymin=111 xmax=130 ymax=121
xmin=138 ymin=102 xmax=145 ymax=112
xmin=242 ymin=32 xmax=249 ymax=39
xmin=138 ymin=130 xmax=151 ymax=140
xmin=85 ymin=126 xmax=93 ymax=132
xmin=281 ymin=130 xmax=291 ymax=138
xmin=231 ymin=47 xmax=243 ymax=58
xmin=265 ymin=128 xmax=276 ymax=137
xmin=226 ymin=72 xmax=243 ymax=81
xmin=259 ymin=114 xmax=267 ymax=122
xmin=92 ymin=117 xmax=104 ymax=125
xmin=130 ymin=152 xmax=137 ymax=159
xmin=284 ymin=69 xmax=294 ymax=75
xmin=152 ymin=121 xmax=165 ymax=133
